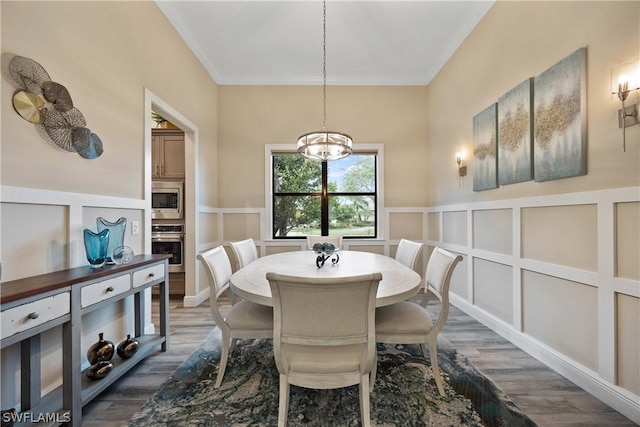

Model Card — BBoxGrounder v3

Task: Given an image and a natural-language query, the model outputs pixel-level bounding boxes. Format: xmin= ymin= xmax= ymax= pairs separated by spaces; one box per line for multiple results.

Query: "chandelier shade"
xmin=297 ymin=0 xmax=352 ymax=162
xmin=297 ymin=130 xmax=353 ymax=162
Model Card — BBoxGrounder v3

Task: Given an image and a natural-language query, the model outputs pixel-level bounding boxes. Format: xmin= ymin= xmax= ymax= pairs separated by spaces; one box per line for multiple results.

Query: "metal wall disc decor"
xmin=73 ymin=127 xmax=103 ymax=159
xmin=5 ymin=54 xmax=104 ymax=159
xmin=42 ymin=81 xmax=73 ymax=111
xmin=12 ymin=90 xmax=46 ymax=123
xmin=42 ymin=106 xmax=86 ymax=152
xmin=8 ymin=55 xmax=51 ymax=95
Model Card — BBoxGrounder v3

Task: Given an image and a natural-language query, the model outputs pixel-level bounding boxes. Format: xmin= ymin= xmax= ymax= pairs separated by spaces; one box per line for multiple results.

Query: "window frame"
xmin=265 ymin=144 xmax=385 ymax=241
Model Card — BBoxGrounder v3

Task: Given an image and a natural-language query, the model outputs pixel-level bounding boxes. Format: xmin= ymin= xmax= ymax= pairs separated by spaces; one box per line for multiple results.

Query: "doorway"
xmin=144 ymin=89 xmax=200 ymax=308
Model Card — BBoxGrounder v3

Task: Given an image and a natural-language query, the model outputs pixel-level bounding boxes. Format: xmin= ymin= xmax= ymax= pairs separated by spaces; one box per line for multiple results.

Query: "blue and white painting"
xmin=498 ymin=78 xmax=533 ymax=185
xmin=533 ymin=47 xmax=587 ymax=182
xmin=473 ymin=103 xmax=498 ymax=191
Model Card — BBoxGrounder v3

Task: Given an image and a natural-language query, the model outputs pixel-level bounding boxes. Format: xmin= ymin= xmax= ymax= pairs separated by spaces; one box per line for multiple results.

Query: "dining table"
xmin=229 ymin=250 xmax=422 ymax=307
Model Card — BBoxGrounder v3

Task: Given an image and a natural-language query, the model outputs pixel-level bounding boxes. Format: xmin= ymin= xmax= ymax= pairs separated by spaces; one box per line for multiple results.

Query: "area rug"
xmin=128 ymin=329 xmax=536 ymax=426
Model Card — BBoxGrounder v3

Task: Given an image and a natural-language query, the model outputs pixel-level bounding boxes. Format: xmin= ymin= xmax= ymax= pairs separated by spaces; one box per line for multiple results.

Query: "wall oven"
xmin=151 ymin=224 xmax=184 ymax=272
xmin=151 ymin=181 xmax=183 ymax=220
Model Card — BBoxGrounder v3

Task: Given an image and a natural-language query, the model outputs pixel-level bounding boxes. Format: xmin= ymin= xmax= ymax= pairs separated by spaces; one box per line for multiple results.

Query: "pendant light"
xmin=297 ymin=0 xmax=353 ymax=162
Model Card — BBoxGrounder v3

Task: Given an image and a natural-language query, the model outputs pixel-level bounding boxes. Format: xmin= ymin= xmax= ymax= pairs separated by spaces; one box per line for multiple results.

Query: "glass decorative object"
xmin=112 ymin=246 xmax=134 ymax=265
xmin=83 ymin=228 xmax=109 ymax=269
xmin=96 ymin=217 xmax=126 ymax=264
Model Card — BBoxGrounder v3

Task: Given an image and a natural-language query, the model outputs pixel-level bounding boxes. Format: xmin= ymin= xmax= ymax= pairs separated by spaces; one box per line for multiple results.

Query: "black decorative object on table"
xmin=87 ymin=332 xmax=114 ymax=365
xmin=86 ymin=360 xmax=114 ymax=380
xmin=312 ymin=242 xmax=339 ymax=268
xmin=117 ymin=334 xmax=140 ymax=359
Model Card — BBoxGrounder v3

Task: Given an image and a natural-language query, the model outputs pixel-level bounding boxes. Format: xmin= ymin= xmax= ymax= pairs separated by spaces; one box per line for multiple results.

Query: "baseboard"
xmin=450 ymin=294 xmax=640 ymax=424
xmin=183 ymin=287 xmax=210 ymax=308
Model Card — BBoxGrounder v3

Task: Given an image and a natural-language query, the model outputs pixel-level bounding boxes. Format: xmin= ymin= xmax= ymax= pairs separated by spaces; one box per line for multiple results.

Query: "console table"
xmin=0 ymin=254 xmax=170 ymax=426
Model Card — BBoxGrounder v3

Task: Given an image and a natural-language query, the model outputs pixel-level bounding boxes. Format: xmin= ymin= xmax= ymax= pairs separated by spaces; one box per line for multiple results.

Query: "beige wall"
xmin=1 ymin=0 xmax=218 ymax=408
xmin=423 ymin=1 xmax=640 ymax=418
xmin=425 ymin=1 xmax=639 ymax=206
xmin=1 ymin=1 xmax=218 ymax=201
xmin=217 ymin=85 xmax=428 ymax=208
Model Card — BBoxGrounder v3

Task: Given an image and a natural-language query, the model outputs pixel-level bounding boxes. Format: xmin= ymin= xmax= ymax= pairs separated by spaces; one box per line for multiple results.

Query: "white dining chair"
xmin=394 ymin=238 xmax=424 ymax=271
xmin=306 ymin=235 xmax=343 ymax=250
xmin=267 ymin=271 xmax=382 ymax=427
xmin=230 ymin=238 xmax=259 ymax=271
xmin=197 ymin=246 xmax=273 ymax=388
xmin=372 ymin=247 xmax=462 ymax=396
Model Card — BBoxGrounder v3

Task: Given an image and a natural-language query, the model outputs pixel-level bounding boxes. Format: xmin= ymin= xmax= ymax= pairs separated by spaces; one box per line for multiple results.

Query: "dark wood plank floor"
xmin=81 ymin=297 xmax=636 ymax=427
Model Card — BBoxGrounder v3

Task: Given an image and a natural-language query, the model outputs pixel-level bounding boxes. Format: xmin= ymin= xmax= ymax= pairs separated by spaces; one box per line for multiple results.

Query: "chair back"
xmin=395 ymin=239 xmax=424 ymax=271
xmin=197 ymin=246 xmax=233 ymax=329
xmin=425 ymin=247 xmax=462 ymax=334
xmin=306 ymin=235 xmax=343 ymax=250
xmin=267 ymin=272 xmax=382 ymax=376
xmin=230 ymin=238 xmax=258 ymax=270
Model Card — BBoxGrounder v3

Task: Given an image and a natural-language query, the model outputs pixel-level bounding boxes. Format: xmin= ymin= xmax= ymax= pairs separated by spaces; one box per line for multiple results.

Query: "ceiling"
xmin=156 ymin=0 xmax=494 ymax=86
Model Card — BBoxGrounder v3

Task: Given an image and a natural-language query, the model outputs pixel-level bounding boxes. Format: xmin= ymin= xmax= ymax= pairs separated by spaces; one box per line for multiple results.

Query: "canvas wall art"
xmin=533 ymin=47 xmax=587 ymax=182
xmin=473 ymin=103 xmax=498 ymax=191
xmin=498 ymin=78 xmax=533 ymax=185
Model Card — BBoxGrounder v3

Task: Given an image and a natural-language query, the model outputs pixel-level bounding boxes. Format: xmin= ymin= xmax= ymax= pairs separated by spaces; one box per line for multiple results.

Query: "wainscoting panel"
xmin=222 ymin=213 xmax=261 ymax=242
xmin=616 ymin=293 xmax=640 ymax=395
xmin=522 ymin=270 xmax=598 ymax=370
xmin=442 ymin=210 xmax=468 ymax=246
xmin=428 ymin=212 xmax=440 ymax=241
xmin=1 ymin=203 xmax=68 ymax=280
xmin=449 ymin=252 xmax=469 ymax=300
xmin=474 ymin=258 xmax=513 ymax=324
xmin=521 ymin=204 xmax=598 ymax=271
xmin=616 ymin=202 xmax=640 ymax=280
xmin=389 ymin=212 xmax=423 ymax=240
xmin=473 ymin=209 xmax=512 ymax=255
xmin=198 ymin=212 xmax=218 ymax=247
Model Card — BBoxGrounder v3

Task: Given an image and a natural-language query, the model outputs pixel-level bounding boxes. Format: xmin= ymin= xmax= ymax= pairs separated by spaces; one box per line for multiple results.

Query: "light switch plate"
xmin=131 ymin=221 xmax=140 ymax=235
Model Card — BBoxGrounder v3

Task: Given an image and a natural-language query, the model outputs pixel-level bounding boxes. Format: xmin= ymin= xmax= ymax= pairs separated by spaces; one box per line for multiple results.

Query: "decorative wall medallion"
xmin=5 ymin=54 xmax=104 ymax=159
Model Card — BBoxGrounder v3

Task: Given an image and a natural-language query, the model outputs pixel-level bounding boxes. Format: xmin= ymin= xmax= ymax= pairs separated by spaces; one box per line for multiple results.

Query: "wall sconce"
xmin=455 ymin=151 xmax=467 ymax=188
xmin=611 ymin=61 xmax=640 ymax=151
xmin=455 ymin=152 xmax=467 ymax=177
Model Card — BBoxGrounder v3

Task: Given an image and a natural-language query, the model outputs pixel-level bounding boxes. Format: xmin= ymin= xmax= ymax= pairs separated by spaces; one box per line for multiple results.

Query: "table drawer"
xmin=1 ymin=292 xmax=70 ymax=340
xmin=132 ymin=264 xmax=165 ymax=288
xmin=81 ymin=275 xmax=130 ymax=308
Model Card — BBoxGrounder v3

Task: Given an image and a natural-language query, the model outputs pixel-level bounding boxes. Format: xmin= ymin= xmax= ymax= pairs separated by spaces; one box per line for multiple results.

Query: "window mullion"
xmin=321 ymin=161 xmax=329 ymax=236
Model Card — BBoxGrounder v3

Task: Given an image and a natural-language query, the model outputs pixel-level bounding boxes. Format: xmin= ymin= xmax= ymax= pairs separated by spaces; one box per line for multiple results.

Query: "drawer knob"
xmin=27 ymin=312 xmax=40 ymax=320
xmin=148 ymin=273 xmax=155 ymax=278
xmin=106 ymin=286 xmax=115 ymax=292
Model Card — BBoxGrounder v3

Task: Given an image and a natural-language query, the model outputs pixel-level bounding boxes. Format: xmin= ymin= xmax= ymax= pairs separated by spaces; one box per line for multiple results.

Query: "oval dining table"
xmin=229 ymin=250 xmax=422 ymax=307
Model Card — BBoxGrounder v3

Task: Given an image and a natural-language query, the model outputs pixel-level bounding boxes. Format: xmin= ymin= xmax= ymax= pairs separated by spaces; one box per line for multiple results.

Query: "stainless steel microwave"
xmin=151 ymin=181 xmax=183 ymax=220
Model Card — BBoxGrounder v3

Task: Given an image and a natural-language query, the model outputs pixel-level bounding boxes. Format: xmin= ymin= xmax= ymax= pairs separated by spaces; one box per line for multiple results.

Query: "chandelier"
xmin=297 ymin=0 xmax=353 ymax=162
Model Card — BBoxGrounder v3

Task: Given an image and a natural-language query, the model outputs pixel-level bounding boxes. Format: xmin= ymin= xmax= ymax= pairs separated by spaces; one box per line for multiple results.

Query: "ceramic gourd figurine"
xmin=87 ymin=332 xmax=114 ymax=365
xmin=116 ymin=334 xmax=140 ymax=359
xmin=86 ymin=360 xmax=114 ymax=380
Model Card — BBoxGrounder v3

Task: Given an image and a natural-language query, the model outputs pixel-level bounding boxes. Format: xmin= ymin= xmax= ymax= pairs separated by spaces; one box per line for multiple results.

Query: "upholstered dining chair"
xmin=197 ymin=246 xmax=273 ymax=388
xmin=306 ymin=235 xmax=343 ymax=250
xmin=267 ymin=272 xmax=382 ymax=427
xmin=394 ymin=238 xmax=424 ymax=271
xmin=230 ymin=238 xmax=259 ymax=271
xmin=372 ymin=247 xmax=462 ymax=396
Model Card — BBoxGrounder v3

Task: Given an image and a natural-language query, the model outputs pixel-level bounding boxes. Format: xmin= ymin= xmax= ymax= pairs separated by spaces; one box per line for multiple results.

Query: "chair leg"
xmin=360 ymin=374 xmax=371 ymax=427
xmin=369 ymin=353 xmax=377 ymax=392
xmin=278 ymin=374 xmax=290 ymax=427
xmin=428 ymin=335 xmax=445 ymax=397
xmin=215 ymin=331 xmax=231 ymax=388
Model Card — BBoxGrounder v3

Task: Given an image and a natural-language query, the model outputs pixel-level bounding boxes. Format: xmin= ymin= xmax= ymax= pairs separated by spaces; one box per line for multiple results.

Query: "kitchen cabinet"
xmin=0 ymin=255 xmax=170 ymax=427
xmin=152 ymin=129 xmax=185 ymax=179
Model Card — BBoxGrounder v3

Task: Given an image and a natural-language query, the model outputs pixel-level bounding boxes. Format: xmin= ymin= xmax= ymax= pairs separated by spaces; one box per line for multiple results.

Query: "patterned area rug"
xmin=129 ymin=329 xmax=536 ymax=426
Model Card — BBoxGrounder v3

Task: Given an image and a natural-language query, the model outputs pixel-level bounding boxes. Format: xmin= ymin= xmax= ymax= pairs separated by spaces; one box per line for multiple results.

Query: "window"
xmin=272 ymin=153 xmax=378 ymax=239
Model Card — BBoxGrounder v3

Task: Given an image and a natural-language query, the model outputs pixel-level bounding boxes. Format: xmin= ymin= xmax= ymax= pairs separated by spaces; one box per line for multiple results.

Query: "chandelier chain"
xmin=322 ymin=0 xmax=327 ymax=130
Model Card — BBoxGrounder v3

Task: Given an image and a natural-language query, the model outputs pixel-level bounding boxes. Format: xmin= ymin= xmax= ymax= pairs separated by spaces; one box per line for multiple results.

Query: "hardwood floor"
xmin=81 ymin=297 xmax=636 ymax=427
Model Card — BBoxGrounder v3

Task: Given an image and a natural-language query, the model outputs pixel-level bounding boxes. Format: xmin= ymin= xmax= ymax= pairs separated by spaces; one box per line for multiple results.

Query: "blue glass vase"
xmin=97 ymin=217 xmax=126 ymax=264
xmin=84 ymin=228 xmax=110 ymax=269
